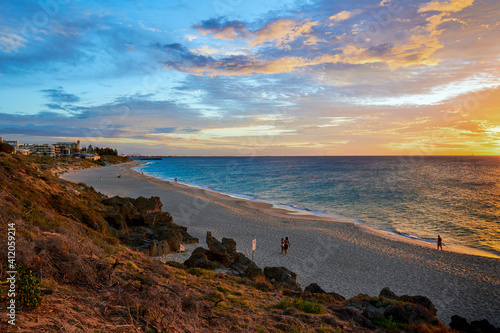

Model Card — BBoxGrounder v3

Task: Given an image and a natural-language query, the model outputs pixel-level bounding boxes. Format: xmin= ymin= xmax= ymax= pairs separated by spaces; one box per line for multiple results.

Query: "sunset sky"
xmin=1 ymin=0 xmax=499 ymax=155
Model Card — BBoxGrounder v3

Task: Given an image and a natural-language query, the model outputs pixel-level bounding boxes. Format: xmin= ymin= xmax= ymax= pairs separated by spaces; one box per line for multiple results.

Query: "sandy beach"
xmin=61 ymin=161 xmax=500 ymax=326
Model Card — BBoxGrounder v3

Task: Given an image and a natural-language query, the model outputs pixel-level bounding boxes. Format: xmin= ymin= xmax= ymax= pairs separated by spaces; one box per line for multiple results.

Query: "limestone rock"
xmin=450 ymin=315 xmax=500 ymax=333
xmin=263 ymin=266 xmax=301 ymax=291
xmin=229 ymin=253 xmax=264 ymax=279
xmin=148 ymin=240 xmax=171 ymax=257
xmin=450 ymin=315 xmax=471 ymax=332
xmin=222 ymin=238 xmax=237 ymax=256
xmin=346 ymin=299 xmax=385 ymax=322
xmin=304 ymin=283 xmax=326 ymax=294
xmin=206 ymin=232 xmax=234 ymax=267
xmin=101 ymin=195 xmax=196 ymax=255
xmin=379 ymin=287 xmax=437 ymax=315
xmin=383 ymin=303 xmax=438 ymax=326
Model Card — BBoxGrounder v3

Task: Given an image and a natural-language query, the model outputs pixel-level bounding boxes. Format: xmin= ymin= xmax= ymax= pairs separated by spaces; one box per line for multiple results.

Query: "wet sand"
xmin=61 ymin=161 xmax=500 ymax=326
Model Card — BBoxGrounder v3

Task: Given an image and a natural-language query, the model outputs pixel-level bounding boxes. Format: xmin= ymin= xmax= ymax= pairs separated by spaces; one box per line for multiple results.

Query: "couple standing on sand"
xmin=280 ymin=237 xmax=290 ymax=254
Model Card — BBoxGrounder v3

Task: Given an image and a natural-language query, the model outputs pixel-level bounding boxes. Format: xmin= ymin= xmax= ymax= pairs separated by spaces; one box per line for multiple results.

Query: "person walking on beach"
xmin=280 ymin=238 xmax=285 ymax=254
xmin=437 ymin=235 xmax=443 ymax=250
xmin=283 ymin=237 xmax=290 ymax=254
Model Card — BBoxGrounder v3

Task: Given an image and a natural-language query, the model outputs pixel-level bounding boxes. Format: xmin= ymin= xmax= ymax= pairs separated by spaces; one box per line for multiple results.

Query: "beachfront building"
xmin=55 ymin=140 xmax=80 ymax=153
xmin=28 ymin=144 xmax=56 ymax=157
xmin=54 ymin=145 xmax=71 ymax=156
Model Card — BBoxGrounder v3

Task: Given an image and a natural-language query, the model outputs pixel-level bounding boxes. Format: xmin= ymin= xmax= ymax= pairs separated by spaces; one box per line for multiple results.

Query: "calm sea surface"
xmin=134 ymin=156 xmax=500 ymax=258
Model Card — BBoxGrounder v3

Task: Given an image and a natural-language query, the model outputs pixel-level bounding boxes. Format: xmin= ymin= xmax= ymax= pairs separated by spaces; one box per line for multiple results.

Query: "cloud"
xmin=192 ymin=17 xmax=320 ymax=49
xmin=152 ymin=127 xmax=177 ymax=133
xmin=193 ymin=18 xmax=248 ymax=40
xmin=190 ymin=45 xmax=220 ymax=56
xmin=45 ymin=103 xmax=66 ymax=110
xmin=250 ymin=18 xmax=320 ymax=49
xmin=0 ymin=123 xmax=128 ymax=138
xmin=329 ymin=10 xmax=363 ymax=23
xmin=418 ymin=0 xmax=474 ymax=13
xmin=0 ymin=30 xmax=26 ymax=53
xmin=40 ymin=87 xmax=81 ymax=103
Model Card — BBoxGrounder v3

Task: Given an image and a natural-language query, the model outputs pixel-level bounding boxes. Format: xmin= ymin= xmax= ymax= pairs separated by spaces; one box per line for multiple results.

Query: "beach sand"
xmin=61 ymin=161 xmax=500 ymax=326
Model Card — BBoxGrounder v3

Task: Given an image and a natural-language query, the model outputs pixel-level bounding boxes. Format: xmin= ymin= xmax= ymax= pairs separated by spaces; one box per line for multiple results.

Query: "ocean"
xmin=134 ymin=156 xmax=500 ymax=258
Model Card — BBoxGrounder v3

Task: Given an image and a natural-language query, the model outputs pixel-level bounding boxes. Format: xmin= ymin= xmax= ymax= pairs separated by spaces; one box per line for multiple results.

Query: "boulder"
xmin=206 ymin=232 xmax=228 ymax=256
xmin=333 ymin=308 xmax=377 ymax=330
xmin=450 ymin=315 xmax=470 ymax=332
xmin=399 ymin=295 xmax=437 ymax=316
xmin=264 ymin=266 xmax=301 ymax=291
xmin=327 ymin=291 xmax=346 ymax=301
xmin=347 ymin=300 xmax=385 ymax=322
xmin=148 ymin=240 xmax=171 ymax=256
xmin=450 ymin=316 xmax=500 ymax=333
xmin=304 ymin=283 xmax=326 ymax=294
xmin=206 ymin=232 xmax=234 ymax=267
xmin=184 ymin=252 xmax=215 ymax=268
xmin=192 ymin=247 xmax=211 ymax=256
xmin=133 ymin=196 xmax=162 ymax=215
xmin=222 ymin=238 xmax=237 ymax=256
xmin=157 ymin=228 xmax=183 ymax=252
xmin=379 ymin=287 xmax=437 ymax=315
xmin=470 ymin=319 xmax=500 ymax=333
xmin=379 ymin=287 xmax=398 ymax=299
xmin=383 ymin=303 xmax=438 ymax=326
xmin=229 ymin=253 xmax=264 ymax=279
xmin=183 ymin=234 xmax=199 ymax=244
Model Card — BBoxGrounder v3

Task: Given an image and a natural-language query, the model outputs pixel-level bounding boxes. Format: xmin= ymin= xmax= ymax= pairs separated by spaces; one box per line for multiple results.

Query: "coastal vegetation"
xmin=0 ymin=154 xmax=484 ymax=332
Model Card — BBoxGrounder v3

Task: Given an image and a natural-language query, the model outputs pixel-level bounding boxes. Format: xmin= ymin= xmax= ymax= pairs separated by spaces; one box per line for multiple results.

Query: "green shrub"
xmin=17 ymin=264 xmax=43 ymax=310
xmin=373 ymin=316 xmax=405 ymax=332
xmin=187 ymin=267 xmax=203 ymax=276
xmin=166 ymin=261 xmax=186 ymax=269
xmin=187 ymin=267 xmax=216 ymax=278
xmin=276 ymin=297 xmax=325 ymax=314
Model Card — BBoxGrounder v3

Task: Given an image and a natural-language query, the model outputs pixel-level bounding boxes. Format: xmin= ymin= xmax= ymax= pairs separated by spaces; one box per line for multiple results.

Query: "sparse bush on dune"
xmin=276 ymin=297 xmax=326 ymax=314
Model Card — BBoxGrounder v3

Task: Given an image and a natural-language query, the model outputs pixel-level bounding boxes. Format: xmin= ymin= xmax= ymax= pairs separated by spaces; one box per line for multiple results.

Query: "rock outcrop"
xmin=263 ymin=266 xmax=301 ymax=291
xmin=101 ymin=196 xmax=198 ymax=255
xmin=183 ymin=233 xmax=265 ymax=279
xmin=346 ymin=287 xmax=446 ymax=329
xmin=379 ymin=286 xmax=437 ymax=315
xmin=450 ymin=315 xmax=500 ymax=333
xmin=229 ymin=252 xmax=264 ymax=279
xmin=206 ymin=232 xmax=234 ymax=267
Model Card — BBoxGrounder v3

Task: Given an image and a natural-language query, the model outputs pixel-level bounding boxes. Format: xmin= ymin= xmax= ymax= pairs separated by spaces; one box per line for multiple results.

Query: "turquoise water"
xmin=134 ymin=156 xmax=500 ymax=258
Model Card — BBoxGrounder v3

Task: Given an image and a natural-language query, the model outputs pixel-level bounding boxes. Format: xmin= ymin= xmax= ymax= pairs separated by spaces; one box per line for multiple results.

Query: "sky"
xmin=1 ymin=0 xmax=500 ymax=156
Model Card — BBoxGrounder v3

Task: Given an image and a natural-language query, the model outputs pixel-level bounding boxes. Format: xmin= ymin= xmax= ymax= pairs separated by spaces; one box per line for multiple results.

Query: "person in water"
xmin=283 ymin=237 xmax=290 ymax=254
xmin=437 ymin=235 xmax=443 ymax=250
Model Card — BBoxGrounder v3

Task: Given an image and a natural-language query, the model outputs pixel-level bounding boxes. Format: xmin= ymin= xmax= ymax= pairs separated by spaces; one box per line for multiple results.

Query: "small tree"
xmin=0 ymin=142 xmax=14 ymax=153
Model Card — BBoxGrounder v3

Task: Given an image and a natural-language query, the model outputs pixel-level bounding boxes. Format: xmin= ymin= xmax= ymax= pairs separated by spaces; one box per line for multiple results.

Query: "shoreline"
xmin=60 ymin=161 xmax=500 ymax=326
xmin=132 ymin=162 xmax=499 ymax=260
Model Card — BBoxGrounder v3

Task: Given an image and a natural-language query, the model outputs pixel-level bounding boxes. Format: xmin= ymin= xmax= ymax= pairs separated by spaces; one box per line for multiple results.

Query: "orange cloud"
xmin=329 ymin=10 xmax=363 ymax=23
xmin=418 ymin=0 xmax=474 ymax=13
xmin=250 ymin=19 xmax=319 ymax=49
